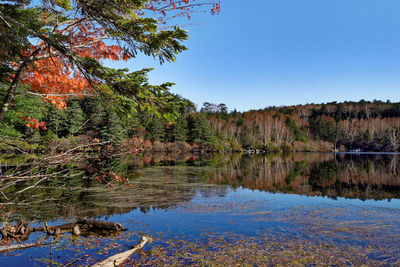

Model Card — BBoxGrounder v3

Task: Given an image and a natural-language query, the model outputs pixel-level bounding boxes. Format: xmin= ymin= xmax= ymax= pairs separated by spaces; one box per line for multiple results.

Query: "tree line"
xmin=3 ymin=96 xmax=400 ymax=155
xmin=205 ymin=100 xmax=400 ymax=152
xmin=0 ymin=82 xmax=218 ymax=156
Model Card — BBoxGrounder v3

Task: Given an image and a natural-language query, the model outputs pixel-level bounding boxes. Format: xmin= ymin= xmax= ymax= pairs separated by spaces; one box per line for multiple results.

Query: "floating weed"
xmin=126 ymin=232 xmax=390 ymax=266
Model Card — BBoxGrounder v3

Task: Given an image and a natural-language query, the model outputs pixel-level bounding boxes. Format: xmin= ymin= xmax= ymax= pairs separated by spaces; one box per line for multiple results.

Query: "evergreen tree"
xmin=186 ymin=113 xmax=211 ymax=144
xmin=167 ymin=116 xmax=188 ymax=142
xmin=46 ymin=105 xmax=69 ymax=137
xmin=66 ymin=100 xmax=85 ymax=136
xmin=147 ymin=117 xmax=165 ymax=141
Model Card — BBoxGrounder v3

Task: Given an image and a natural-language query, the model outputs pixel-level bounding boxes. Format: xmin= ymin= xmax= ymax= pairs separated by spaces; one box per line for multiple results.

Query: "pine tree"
xmin=66 ymin=100 xmax=85 ymax=136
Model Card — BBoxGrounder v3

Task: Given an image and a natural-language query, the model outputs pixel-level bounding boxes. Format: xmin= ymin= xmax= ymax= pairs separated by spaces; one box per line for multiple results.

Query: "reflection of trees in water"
xmin=209 ymin=153 xmax=400 ymax=200
xmin=3 ymin=163 xmax=227 ymax=222
xmin=336 ymin=155 xmax=400 ymax=186
xmin=389 ymin=156 xmax=400 ymax=176
xmin=3 ymin=180 xmax=199 ymax=222
xmin=4 ymin=152 xmax=400 ymax=222
xmin=0 ymin=152 xmax=228 ymax=222
xmin=198 ymin=187 xmax=227 ymax=198
xmin=122 ymin=152 xmax=213 ymax=168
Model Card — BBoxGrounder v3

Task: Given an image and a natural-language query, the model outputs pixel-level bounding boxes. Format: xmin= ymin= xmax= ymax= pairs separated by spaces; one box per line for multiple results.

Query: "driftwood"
xmin=76 ymin=219 xmax=127 ymax=232
xmin=0 ymin=219 xmax=128 ymax=255
xmin=0 ymin=221 xmax=32 ymax=241
xmin=0 ymin=241 xmax=51 ymax=253
xmin=32 ymin=219 xmax=126 ymax=236
xmin=1 ymin=219 xmax=127 ymax=242
xmin=92 ymin=236 xmax=153 ymax=267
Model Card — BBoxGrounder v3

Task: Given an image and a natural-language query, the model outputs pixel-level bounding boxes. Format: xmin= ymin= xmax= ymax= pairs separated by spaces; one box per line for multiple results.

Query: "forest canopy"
xmin=0 ymin=0 xmax=221 ymax=123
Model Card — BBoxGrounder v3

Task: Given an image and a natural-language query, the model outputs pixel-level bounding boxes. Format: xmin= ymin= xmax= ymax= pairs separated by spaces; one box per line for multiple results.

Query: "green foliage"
xmin=186 ymin=113 xmax=211 ymax=145
xmin=210 ymin=136 xmax=225 ymax=152
xmin=79 ymin=96 xmax=134 ymax=141
xmin=239 ymin=126 xmax=254 ymax=149
xmin=1 ymin=81 xmax=212 ymax=151
xmin=0 ymin=84 xmax=48 ymax=137
xmin=54 ymin=0 xmax=72 ymax=10
xmin=0 ymin=0 xmax=193 ymax=124
xmin=281 ymin=143 xmax=295 ymax=152
xmin=0 ymin=138 xmax=38 ymax=152
xmin=285 ymin=160 xmax=308 ymax=185
xmin=229 ymin=139 xmax=243 ymax=152
xmin=146 ymin=117 xmax=165 ymax=141
xmin=66 ymin=100 xmax=85 ymax=135
xmin=309 ymin=161 xmax=340 ymax=188
xmin=310 ymin=118 xmax=336 ymax=142
xmin=166 ymin=116 xmax=188 ymax=142
xmin=285 ymin=117 xmax=308 ymax=142
xmin=266 ymin=143 xmax=281 ymax=153
xmin=0 ymin=4 xmax=45 ymax=77
xmin=46 ymin=105 xmax=69 ymax=137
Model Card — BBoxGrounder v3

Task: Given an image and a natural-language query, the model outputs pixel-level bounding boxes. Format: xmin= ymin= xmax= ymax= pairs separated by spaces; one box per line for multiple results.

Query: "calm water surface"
xmin=1 ymin=153 xmax=400 ymax=265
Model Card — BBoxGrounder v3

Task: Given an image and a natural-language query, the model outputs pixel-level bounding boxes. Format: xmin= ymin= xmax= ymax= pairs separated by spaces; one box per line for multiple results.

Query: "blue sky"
xmin=108 ymin=0 xmax=400 ymax=111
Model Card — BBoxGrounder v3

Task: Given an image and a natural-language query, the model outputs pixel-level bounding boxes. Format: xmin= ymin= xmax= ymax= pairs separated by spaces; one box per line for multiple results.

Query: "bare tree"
xmin=385 ymin=127 xmax=400 ymax=151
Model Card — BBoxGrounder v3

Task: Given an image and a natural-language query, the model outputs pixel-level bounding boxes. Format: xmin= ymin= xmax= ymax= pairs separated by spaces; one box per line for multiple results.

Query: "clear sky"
xmin=108 ymin=0 xmax=400 ymax=111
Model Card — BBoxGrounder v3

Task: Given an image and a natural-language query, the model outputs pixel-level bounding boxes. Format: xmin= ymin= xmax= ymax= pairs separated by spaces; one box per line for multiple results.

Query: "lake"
xmin=1 ymin=152 xmax=400 ymax=265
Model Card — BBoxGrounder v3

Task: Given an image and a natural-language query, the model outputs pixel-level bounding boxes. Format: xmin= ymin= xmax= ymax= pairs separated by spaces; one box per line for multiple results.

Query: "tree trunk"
xmin=0 ymin=62 xmax=28 ymax=121
xmin=0 ymin=49 xmax=40 ymax=121
xmin=32 ymin=219 xmax=127 ymax=234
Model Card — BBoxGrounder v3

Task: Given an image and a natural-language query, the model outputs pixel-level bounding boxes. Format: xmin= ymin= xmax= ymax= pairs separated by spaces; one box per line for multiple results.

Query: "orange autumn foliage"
xmin=19 ymin=21 xmax=128 ymax=109
xmin=12 ymin=0 xmax=221 ymax=111
xmin=22 ymin=116 xmax=47 ymax=130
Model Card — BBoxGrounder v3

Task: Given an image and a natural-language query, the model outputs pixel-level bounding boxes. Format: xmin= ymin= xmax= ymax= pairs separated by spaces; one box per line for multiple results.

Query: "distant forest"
xmin=206 ymin=100 xmax=400 ymax=152
xmin=2 ymin=86 xmax=400 ymax=154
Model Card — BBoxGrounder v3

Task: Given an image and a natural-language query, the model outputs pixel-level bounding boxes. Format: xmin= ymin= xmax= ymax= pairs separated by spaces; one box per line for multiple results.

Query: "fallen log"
xmin=0 ymin=241 xmax=51 ymax=253
xmin=91 ymin=236 xmax=153 ymax=267
xmin=33 ymin=219 xmax=127 ymax=235
xmin=1 ymin=221 xmax=32 ymax=241
xmin=2 ymin=219 xmax=127 ymax=241
xmin=76 ymin=219 xmax=127 ymax=232
xmin=33 ymin=223 xmax=75 ymax=232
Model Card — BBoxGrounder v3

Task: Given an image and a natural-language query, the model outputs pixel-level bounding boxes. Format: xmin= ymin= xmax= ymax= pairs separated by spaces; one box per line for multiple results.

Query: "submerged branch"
xmin=0 ymin=241 xmax=52 ymax=254
xmin=91 ymin=236 xmax=153 ymax=267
